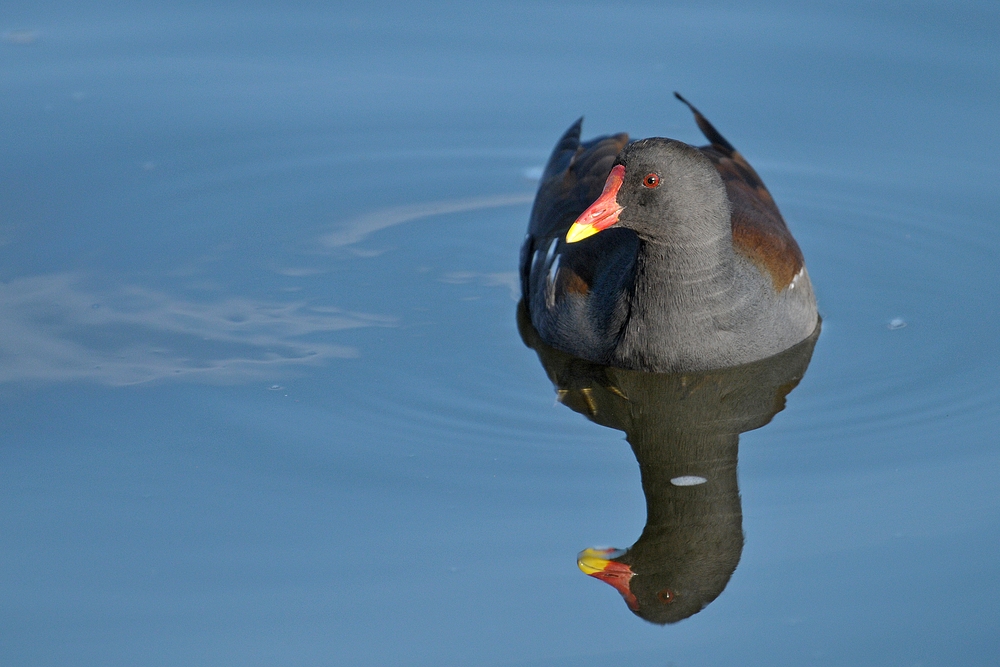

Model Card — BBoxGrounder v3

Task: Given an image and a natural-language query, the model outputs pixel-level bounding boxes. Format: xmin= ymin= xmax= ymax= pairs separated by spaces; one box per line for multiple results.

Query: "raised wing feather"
xmin=674 ymin=93 xmax=804 ymax=288
xmin=521 ymin=121 xmax=629 ymax=297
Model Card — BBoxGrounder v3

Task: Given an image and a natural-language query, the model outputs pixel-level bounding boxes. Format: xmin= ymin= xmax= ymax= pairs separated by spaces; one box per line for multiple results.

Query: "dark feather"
xmin=675 ymin=92 xmax=804 ymax=288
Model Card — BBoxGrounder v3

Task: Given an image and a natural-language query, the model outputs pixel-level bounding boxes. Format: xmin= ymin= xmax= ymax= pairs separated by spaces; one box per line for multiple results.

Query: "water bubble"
xmin=888 ymin=318 xmax=907 ymax=330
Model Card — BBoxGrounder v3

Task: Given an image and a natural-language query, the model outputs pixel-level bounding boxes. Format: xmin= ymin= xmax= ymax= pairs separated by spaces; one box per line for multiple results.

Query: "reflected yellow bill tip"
xmin=577 ymin=548 xmax=613 ymax=574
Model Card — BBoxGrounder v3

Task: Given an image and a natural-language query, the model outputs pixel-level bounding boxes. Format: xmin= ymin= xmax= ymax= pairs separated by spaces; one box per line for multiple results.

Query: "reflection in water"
xmin=321 ymin=194 xmax=533 ymax=248
xmin=518 ymin=302 xmax=819 ymax=624
xmin=0 ymin=274 xmax=394 ymax=385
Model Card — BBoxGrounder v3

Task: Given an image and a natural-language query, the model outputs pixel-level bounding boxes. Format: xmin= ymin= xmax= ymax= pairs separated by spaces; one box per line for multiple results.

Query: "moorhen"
xmin=520 ymin=94 xmax=818 ymax=372
xmin=518 ymin=302 xmax=819 ymax=624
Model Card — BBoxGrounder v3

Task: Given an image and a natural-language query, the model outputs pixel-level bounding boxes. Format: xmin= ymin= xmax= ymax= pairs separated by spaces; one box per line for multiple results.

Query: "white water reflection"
xmin=0 ymin=273 xmax=393 ymax=385
xmin=321 ymin=194 xmax=532 ymax=248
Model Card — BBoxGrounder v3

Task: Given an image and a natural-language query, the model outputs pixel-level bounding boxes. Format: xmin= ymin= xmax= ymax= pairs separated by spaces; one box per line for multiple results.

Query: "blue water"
xmin=2 ymin=2 xmax=998 ymax=665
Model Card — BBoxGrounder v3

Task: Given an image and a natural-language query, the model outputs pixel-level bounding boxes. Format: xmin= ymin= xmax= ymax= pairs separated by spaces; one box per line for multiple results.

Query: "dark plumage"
xmin=518 ymin=302 xmax=820 ymax=624
xmin=521 ymin=94 xmax=818 ymax=372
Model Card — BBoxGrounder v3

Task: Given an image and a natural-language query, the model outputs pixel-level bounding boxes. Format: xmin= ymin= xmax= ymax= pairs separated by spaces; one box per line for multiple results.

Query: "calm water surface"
xmin=2 ymin=2 xmax=998 ymax=665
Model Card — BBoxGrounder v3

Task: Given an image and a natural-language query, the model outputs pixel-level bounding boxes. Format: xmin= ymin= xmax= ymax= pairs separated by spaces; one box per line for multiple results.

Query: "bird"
xmin=517 ymin=300 xmax=820 ymax=624
xmin=519 ymin=93 xmax=818 ymax=373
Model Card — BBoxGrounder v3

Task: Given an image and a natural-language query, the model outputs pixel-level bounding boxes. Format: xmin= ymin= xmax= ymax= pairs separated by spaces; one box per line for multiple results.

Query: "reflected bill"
xmin=518 ymin=301 xmax=819 ymax=624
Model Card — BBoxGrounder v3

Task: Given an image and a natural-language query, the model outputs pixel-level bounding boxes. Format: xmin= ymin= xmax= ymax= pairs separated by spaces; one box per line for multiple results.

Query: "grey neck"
xmin=615 ymin=228 xmax=742 ymax=370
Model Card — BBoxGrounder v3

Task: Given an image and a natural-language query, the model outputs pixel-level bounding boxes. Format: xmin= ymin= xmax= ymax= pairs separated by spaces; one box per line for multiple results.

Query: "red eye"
xmin=643 ymin=173 xmax=660 ymax=188
xmin=657 ymin=588 xmax=675 ymax=604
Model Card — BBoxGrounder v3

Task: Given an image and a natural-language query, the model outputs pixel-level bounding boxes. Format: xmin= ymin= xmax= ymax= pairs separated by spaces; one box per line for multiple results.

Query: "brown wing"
xmin=674 ymin=93 xmax=804 ymax=289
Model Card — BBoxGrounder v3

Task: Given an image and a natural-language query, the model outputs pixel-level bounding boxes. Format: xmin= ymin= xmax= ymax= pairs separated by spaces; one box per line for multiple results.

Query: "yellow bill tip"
xmin=577 ymin=547 xmax=623 ymax=574
xmin=577 ymin=555 xmax=611 ymax=575
xmin=566 ymin=222 xmax=599 ymax=243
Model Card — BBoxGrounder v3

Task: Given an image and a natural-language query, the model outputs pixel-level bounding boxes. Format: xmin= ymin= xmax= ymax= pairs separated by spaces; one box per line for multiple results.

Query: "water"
xmin=2 ymin=2 xmax=998 ymax=665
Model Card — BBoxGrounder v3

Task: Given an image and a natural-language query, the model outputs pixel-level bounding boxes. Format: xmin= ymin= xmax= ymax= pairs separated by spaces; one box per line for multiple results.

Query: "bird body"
xmin=520 ymin=95 xmax=818 ymax=373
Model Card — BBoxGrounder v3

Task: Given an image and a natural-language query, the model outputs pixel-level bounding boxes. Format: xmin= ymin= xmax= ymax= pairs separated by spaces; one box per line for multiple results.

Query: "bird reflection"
xmin=517 ymin=302 xmax=819 ymax=624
